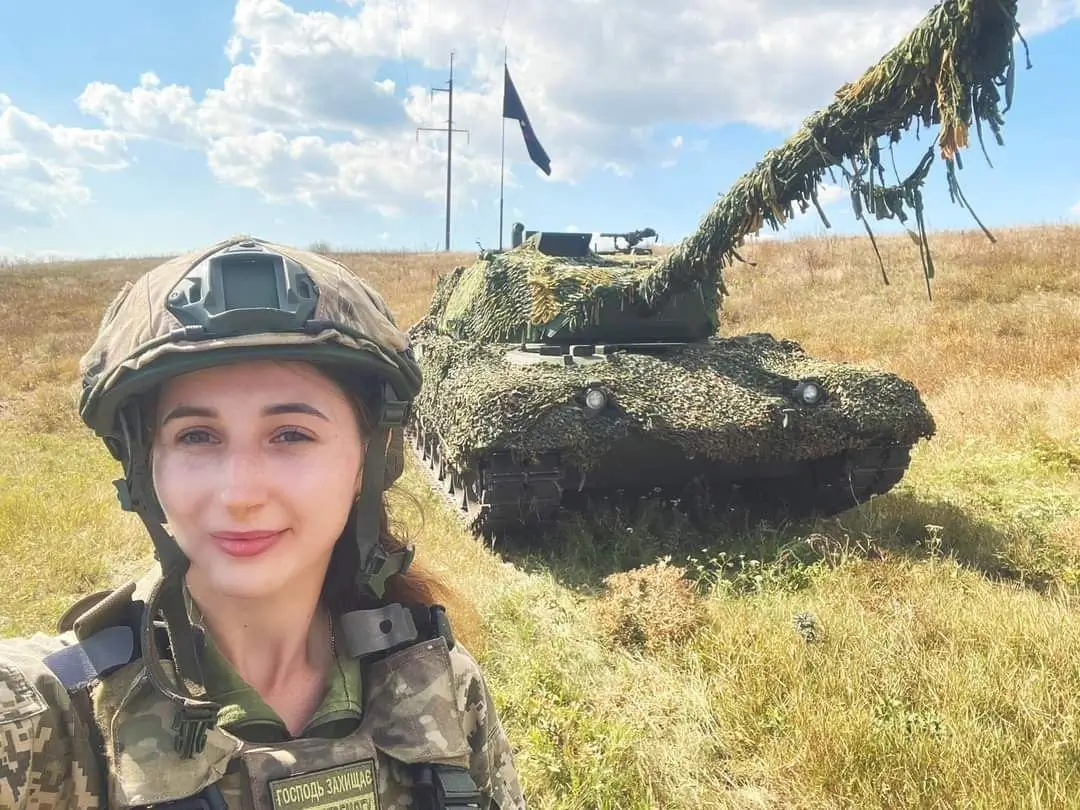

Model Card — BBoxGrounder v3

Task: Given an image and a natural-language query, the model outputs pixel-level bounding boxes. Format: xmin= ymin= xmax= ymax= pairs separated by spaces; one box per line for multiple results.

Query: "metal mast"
xmin=417 ymin=51 xmax=469 ymax=250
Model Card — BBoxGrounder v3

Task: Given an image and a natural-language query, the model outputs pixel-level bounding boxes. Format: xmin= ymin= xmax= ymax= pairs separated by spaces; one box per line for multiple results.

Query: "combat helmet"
xmin=77 ymin=235 xmax=422 ymax=757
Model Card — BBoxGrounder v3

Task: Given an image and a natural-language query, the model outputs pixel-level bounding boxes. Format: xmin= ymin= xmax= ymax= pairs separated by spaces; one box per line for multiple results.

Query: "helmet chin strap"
xmin=114 ymin=405 xmax=220 ymax=759
xmin=352 ymin=384 xmax=414 ymax=600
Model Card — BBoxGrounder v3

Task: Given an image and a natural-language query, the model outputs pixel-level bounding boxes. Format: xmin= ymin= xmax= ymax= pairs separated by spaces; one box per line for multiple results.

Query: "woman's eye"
xmin=274 ymin=430 xmax=312 ymax=443
xmin=177 ymin=429 xmax=214 ymax=445
xmin=172 ymin=428 xmax=312 ymax=445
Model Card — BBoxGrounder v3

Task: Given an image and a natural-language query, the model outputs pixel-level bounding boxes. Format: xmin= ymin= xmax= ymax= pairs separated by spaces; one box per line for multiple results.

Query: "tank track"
xmin=409 ymin=415 xmax=913 ymax=532
xmin=407 ymin=420 xmax=564 ymax=536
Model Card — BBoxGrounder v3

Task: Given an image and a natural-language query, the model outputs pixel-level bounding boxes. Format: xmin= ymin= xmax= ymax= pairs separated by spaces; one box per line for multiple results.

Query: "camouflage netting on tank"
xmin=411 ymin=325 xmax=935 ymax=474
xmin=645 ymin=0 xmax=1027 ymax=305
xmin=432 ymin=239 xmax=690 ymax=342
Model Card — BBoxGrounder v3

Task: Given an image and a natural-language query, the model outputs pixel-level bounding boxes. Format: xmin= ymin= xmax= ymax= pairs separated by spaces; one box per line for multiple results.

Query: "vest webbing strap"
xmin=42 ymin=625 xmax=135 ymax=690
xmin=41 ymin=625 xmax=138 ymax=810
xmin=341 ymin=603 xmax=455 ymax=661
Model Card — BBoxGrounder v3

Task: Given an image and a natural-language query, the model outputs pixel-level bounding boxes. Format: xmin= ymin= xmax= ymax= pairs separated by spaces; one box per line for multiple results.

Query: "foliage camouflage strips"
xmin=650 ymin=0 xmax=1026 ymax=304
xmin=407 ymin=0 xmax=1023 ymax=509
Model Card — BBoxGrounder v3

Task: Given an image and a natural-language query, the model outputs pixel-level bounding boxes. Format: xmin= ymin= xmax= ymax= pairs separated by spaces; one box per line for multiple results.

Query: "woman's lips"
xmin=210 ymin=530 xmax=284 ymax=558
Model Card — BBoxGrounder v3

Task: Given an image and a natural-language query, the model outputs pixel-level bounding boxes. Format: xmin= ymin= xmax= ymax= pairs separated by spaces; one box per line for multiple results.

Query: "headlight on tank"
xmin=792 ymin=380 xmax=825 ymax=406
xmin=584 ymin=387 xmax=608 ymax=412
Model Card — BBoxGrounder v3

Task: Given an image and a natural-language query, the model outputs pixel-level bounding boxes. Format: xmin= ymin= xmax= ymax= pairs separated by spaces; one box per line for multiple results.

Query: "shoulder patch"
xmin=0 ymin=660 xmax=47 ymax=724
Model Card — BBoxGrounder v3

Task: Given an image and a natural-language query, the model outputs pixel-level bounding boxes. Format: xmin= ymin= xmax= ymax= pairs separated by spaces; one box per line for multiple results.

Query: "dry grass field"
xmin=2 ymin=224 xmax=1079 ymax=808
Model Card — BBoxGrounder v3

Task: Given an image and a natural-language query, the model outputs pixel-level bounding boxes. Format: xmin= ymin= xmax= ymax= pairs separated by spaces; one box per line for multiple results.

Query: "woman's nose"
xmin=218 ymin=449 xmax=268 ymax=512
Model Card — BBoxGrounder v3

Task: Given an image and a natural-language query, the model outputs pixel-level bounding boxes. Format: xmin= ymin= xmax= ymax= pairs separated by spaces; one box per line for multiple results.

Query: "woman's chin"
xmin=184 ymin=546 xmax=330 ymax=603
xmin=186 ymin=555 xmax=293 ymax=601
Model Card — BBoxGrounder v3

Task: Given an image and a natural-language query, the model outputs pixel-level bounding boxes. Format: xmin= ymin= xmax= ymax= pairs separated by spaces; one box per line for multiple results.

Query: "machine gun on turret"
xmin=596 ymin=228 xmax=659 ymax=255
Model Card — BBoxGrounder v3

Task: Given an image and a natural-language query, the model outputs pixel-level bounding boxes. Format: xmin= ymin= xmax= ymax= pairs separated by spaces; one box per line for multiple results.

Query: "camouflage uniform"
xmin=0 ymin=568 xmax=525 ymax=808
xmin=0 ymin=237 xmax=527 ymax=809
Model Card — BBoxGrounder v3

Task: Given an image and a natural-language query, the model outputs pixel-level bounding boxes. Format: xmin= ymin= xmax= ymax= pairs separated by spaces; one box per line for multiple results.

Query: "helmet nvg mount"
xmin=77 ymin=235 xmax=423 ymax=757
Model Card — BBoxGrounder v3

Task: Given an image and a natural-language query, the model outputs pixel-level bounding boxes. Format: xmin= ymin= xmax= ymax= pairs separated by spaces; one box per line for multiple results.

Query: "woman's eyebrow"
xmin=161 ymin=402 xmax=330 ymax=425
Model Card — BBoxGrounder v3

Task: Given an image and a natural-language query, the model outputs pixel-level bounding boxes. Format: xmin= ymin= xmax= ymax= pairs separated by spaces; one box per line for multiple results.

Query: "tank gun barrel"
xmin=641 ymin=0 xmax=1026 ymax=304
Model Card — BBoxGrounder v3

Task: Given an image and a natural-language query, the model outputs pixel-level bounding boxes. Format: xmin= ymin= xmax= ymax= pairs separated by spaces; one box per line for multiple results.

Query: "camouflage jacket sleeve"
xmin=0 ymin=633 xmax=106 ymax=810
xmin=449 ymin=644 xmax=527 ymax=810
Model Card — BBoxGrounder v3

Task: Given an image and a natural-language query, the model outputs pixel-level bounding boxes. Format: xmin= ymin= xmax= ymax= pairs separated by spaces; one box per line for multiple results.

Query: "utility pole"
xmin=417 ymin=51 xmax=469 ymax=251
xmin=498 ymin=46 xmax=507 ymax=250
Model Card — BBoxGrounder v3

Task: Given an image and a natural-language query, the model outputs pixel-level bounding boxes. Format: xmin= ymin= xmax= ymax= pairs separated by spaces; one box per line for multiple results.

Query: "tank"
xmin=407 ymin=229 xmax=934 ymax=529
xmin=406 ymin=0 xmax=1021 ymax=530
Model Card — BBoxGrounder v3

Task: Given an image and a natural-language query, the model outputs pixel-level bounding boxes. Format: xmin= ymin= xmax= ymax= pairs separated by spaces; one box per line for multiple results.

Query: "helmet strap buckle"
xmin=378 ymin=383 xmax=410 ymax=427
xmin=357 ymin=544 xmax=415 ymax=601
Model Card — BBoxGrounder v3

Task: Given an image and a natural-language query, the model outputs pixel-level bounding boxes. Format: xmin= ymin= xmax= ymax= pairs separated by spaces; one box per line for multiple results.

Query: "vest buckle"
xmin=414 ymin=764 xmax=483 ymax=809
xmin=172 ymin=705 xmax=218 ymax=759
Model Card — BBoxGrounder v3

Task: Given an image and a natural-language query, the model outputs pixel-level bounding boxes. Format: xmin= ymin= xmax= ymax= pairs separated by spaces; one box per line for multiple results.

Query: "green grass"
xmin=0 ymin=426 xmax=148 ymax=637
xmin=3 ymin=226 xmax=1080 ymax=808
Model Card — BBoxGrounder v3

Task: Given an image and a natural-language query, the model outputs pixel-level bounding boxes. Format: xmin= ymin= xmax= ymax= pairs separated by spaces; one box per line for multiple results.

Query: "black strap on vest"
xmin=42 ymin=625 xmax=136 ymax=689
xmin=413 ymin=764 xmax=484 ymax=810
xmin=341 ymin=601 xmax=455 ymax=662
xmin=43 ymin=624 xmax=140 ymax=810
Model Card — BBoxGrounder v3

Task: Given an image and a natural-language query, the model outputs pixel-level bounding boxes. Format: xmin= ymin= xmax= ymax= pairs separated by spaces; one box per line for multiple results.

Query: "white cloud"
xmin=77 ymin=72 xmax=201 ymax=146
xmin=816 ymin=183 xmax=846 ymax=207
xmin=0 ymin=154 xmax=90 ymax=228
xmin=1 ymin=94 xmax=127 ymax=170
xmin=1070 ymin=199 xmax=1080 ymax=217
xmin=0 ymin=94 xmax=129 ymax=230
xmin=1019 ymin=0 xmax=1080 ymax=33
xmin=61 ymin=0 xmax=1080 ymax=220
xmin=204 ymin=127 xmax=499 ymax=211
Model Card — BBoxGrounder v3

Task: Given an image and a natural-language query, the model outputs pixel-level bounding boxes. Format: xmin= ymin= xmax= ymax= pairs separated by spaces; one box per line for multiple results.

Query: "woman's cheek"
xmin=154 ymin=451 xmax=216 ymax=512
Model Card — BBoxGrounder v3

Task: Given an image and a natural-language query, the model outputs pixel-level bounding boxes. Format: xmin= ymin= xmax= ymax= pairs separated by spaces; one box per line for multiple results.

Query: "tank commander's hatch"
xmin=526 ymin=230 xmax=593 ymax=258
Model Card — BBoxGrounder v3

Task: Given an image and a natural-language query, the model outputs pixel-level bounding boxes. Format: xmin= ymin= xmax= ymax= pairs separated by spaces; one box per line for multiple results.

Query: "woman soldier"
xmin=0 ymin=236 xmax=527 ymax=809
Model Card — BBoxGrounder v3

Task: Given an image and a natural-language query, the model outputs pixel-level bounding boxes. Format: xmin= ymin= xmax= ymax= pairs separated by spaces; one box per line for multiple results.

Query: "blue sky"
xmin=0 ymin=0 xmax=1077 ymax=260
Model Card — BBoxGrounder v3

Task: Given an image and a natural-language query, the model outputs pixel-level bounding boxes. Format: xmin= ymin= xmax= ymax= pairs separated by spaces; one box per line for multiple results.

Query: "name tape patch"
xmin=268 ymin=760 xmax=379 ymax=810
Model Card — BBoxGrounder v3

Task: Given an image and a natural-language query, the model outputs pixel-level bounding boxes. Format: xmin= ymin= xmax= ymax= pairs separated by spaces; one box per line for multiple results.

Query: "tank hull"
xmin=407 ymin=326 xmax=934 ymax=529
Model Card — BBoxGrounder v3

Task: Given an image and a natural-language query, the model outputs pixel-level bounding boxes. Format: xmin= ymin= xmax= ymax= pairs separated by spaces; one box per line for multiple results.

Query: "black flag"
xmin=502 ymin=65 xmax=551 ymax=176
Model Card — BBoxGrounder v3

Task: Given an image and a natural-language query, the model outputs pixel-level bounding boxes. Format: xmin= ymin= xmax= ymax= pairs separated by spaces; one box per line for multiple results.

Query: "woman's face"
xmin=151 ymin=359 xmax=365 ymax=601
